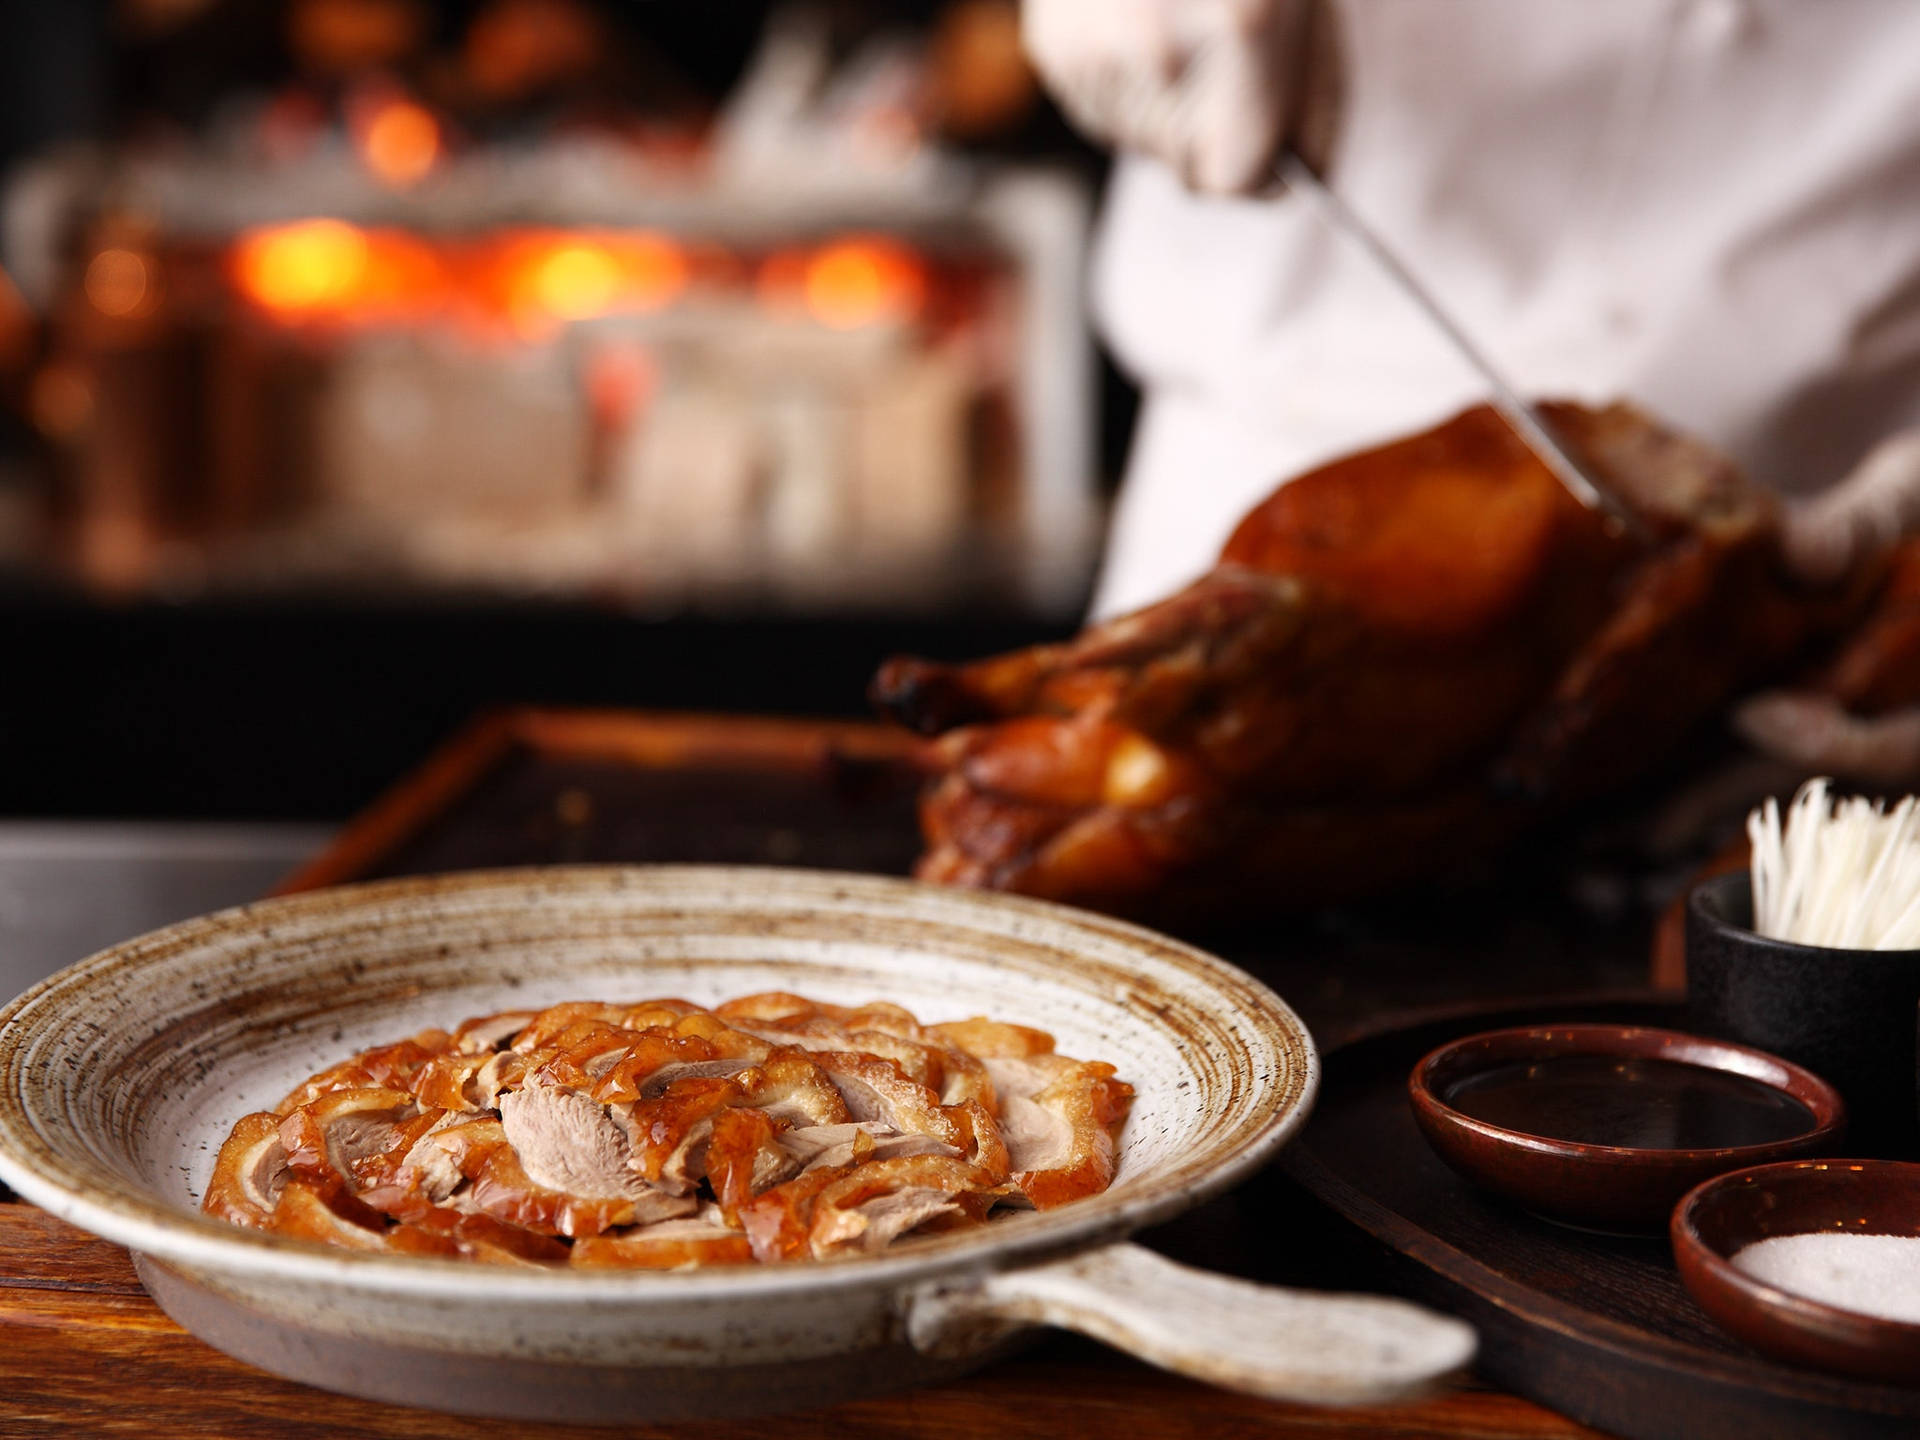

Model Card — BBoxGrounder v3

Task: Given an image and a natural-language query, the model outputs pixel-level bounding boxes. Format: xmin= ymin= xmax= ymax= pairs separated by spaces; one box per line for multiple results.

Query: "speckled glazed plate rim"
xmin=0 ymin=864 xmax=1317 ymax=1300
xmin=1410 ymin=1023 xmax=1845 ymax=1163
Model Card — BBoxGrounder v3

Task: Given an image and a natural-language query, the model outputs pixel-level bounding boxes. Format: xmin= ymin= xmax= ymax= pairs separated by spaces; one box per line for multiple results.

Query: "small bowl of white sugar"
xmin=1672 ymin=1158 xmax=1920 ymax=1384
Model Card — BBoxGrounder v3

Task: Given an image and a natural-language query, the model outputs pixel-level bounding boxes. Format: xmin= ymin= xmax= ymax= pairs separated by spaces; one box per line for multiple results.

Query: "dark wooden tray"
xmin=1283 ymin=997 xmax=1920 ymax=1440
xmin=278 ymin=708 xmax=928 ymax=894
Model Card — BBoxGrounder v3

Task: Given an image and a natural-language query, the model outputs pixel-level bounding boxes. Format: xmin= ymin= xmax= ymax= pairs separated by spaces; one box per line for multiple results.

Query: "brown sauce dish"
xmin=1409 ymin=1024 xmax=1845 ymax=1231
xmin=1673 ymin=1160 xmax=1920 ymax=1385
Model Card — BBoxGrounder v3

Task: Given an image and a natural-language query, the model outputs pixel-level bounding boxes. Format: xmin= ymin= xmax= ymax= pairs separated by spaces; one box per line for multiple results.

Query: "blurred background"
xmin=0 ymin=0 xmax=1134 ymax=819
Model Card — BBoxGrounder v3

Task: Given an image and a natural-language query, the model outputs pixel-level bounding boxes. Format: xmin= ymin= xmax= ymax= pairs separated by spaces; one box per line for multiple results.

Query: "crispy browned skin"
xmin=874 ymin=402 xmax=1867 ymax=916
xmin=203 ymin=994 xmax=1132 ymax=1268
xmin=1814 ymin=538 xmax=1920 ymax=714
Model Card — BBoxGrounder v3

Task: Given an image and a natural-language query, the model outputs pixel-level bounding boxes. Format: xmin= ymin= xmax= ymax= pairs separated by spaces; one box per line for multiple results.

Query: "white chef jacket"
xmin=1088 ymin=0 xmax=1920 ymax=619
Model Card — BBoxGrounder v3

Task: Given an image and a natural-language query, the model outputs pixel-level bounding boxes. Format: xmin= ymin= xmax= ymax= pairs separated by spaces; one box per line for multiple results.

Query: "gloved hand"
xmin=1735 ymin=427 xmax=1920 ymax=784
xmin=1778 ymin=428 xmax=1920 ymax=586
xmin=1733 ymin=692 xmax=1920 ymax=787
xmin=1021 ymin=0 xmax=1334 ymax=194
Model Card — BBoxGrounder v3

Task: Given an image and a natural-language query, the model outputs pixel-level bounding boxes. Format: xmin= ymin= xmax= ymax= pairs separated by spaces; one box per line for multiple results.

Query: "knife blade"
xmin=1274 ymin=151 xmax=1648 ymax=541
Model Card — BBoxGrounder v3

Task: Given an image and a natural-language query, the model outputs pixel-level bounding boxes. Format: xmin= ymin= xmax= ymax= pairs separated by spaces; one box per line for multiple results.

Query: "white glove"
xmin=1022 ymin=0 xmax=1321 ymax=194
xmin=1733 ymin=693 xmax=1920 ymax=788
xmin=1735 ymin=427 xmax=1920 ymax=784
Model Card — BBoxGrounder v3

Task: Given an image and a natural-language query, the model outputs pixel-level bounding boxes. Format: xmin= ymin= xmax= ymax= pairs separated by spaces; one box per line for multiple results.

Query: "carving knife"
xmin=1275 ymin=150 xmax=1649 ymax=541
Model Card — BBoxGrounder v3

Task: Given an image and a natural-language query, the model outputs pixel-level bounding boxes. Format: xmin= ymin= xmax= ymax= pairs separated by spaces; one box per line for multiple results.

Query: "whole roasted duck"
xmin=873 ymin=402 xmax=1883 ymax=920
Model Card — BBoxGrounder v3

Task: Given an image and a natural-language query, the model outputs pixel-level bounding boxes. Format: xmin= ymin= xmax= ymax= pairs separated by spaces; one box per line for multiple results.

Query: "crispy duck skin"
xmin=874 ymin=402 xmax=1872 ymax=916
xmin=204 ymin=993 xmax=1131 ymax=1267
xmin=275 ymin=1033 xmax=454 ymax=1114
xmin=1813 ymin=538 xmax=1920 ymax=715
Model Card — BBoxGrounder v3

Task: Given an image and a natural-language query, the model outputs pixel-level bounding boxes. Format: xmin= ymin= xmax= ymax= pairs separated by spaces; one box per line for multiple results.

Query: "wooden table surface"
xmin=0 ymin=711 xmax=1664 ymax=1437
xmin=0 ymin=1205 xmax=1602 ymax=1438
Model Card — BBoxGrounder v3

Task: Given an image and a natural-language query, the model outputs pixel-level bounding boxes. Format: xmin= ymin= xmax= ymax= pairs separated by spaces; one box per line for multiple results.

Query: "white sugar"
xmin=1731 ymin=1232 xmax=1920 ymax=1324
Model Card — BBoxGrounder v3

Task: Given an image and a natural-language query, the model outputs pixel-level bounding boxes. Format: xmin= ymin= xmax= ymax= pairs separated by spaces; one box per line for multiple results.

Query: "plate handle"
xmin=905 ymin=1241 xmax=1475 ymax=1406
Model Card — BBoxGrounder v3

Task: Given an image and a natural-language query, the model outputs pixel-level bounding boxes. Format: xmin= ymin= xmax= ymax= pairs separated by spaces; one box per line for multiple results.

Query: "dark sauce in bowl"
xmin=1443 ymin=1054 xmax=1817 ymax=1150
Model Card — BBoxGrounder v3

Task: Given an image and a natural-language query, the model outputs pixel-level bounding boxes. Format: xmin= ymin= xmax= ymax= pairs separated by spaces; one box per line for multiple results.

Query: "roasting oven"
xmin=7 ymin=80 xmax=1097 ymax=615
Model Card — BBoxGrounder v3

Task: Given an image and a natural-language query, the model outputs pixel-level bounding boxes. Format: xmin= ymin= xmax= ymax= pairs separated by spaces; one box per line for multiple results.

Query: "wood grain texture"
xmin=0 ymin=1205 xmax=1597 ymax=1439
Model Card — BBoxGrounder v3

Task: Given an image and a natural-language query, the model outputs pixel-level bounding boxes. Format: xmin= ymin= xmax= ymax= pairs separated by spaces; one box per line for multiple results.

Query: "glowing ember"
xmin=231 ymin=220 xmax=443 ymax=321
xmin=801 ymin=237 xmax=927 ymax=329
xmin=358 ymin=98 xmax=441 ymax=189
xmin=533 ymin=243 xmax=621 ymax=319
xmin=233 ymin=220 xmax=370 ymax=311
xmin=500 ymin=230 xmax=689 ymax=333
xmin=223 ymin=221 xmax=928 ymax=337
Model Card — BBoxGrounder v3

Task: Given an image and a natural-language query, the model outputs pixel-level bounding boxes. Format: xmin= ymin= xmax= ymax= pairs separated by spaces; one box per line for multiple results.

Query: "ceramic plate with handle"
xmin=0 ymin=865 xmax=1472 ymax=1421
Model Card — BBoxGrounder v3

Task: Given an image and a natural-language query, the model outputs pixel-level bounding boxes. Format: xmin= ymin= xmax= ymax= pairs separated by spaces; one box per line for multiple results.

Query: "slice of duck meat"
xmin=746 ymin=1018 xmax=948 ymax=1092
xmin=585 ymin=1031 xmax=733 ymax=1104
xmin=359 ymin=1111 xmax=654 ymax=1237
xmin=777 ymin=1120 xmax=962 ymax=1173
xmin=263 ymin=1177 xmax=393 ymax=1248
xmin=984 ymin=1056 xmax=1133 ymax=1209
xmin=390 ymin=1203 xmax=571 ymax=1265
xmin=737 ymin=1165 xmax=859 ymax=1262
xmin=608 ymin=998 xmax=705 ymax=1030
xmin=508 ymin=1000 xmax=705 ymax=1055
xmin=713 ymin=992 xmax=818 ymax=1026
xmin=464 ymin=1137 xmax=694 ymax=1237
xmin=926 ymin=1043 xmax=994 ymax=1109
xmin=734 ymin=1052 xmax=852 ymax=1129
xmin=450 ymin=1010 xmax=539 ymax=1054
xmin=624 ymin=1074 xmax=763 ymax=1195
xmin=508 ymin=1003 xmax=639 ymax=1053
xmin=931 ymin=1017 xmax=1057 ymax=1061
xmin=805 ymin=1155 xmax=1000 ymax=1257
xmin=350 ymin=1106 xmax=453 ymax=1194
xmin=274 ymin=1033 xmax=452 ymax=1114
xmin=947 ymin=1098 xmax=1011 ymax=1181
xmin=769 ymin=1010 xmax=999 ymax=1108
xmin=629 ymin=1057 xmax=761 ymax=1101
xmin=497 ymin=1082 xmax=696 ymax=1212
xmin=201 ymin=1112 xmax=291 ymax=1227
xmin=702 ymin=1105 xmax=796 ymax=1218
xmin=739 ymin=1154 xmax=1001 ymax=1261
xmin=812 ymin=1052 xmax=962 ymax=1149
xmin=277 ymin=1087 xmax=420 ymax=1187
xmin=539 ymin=1024 xmax=661 ymax=1089
xmin=817 ymin=1024 xmax=998 ymax=1110
xmin=265 ymin=1179 xmax=474 ymax=1260
xmin=721 ymin=994 xmax=948 ymax=1051
xmin=363 ymin=1112 xmax=501 ymax=1213
xmin=572 ymin=1219 xmax=756 ymax=1270
xmin=643 ymin=1006 xmax=775 ymax=1059
xmin=409 ymin=1049 xmax=529 ymax=1112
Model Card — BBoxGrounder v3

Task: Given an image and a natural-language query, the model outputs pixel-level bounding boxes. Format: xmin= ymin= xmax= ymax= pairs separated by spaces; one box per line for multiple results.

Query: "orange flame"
xmin=223 ymin=221 xmax=934 ymax=337
xmin=231 ymin=220 xmax=442 ymax=321
xmin=800 ymin=237 xmax=927 ymax=330
xmin=494 ymin=230 xmax=689 ymax=335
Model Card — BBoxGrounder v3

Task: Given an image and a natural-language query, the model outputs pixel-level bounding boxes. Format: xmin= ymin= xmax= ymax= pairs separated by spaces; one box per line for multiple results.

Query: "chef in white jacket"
xmin=1026 ymin=0 xmax=1920 ymax=779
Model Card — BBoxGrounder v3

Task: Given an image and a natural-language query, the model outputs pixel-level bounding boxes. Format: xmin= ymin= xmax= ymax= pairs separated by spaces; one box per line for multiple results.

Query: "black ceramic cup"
xmin=1687 ymin=870 xmax=1920 ymax=1153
